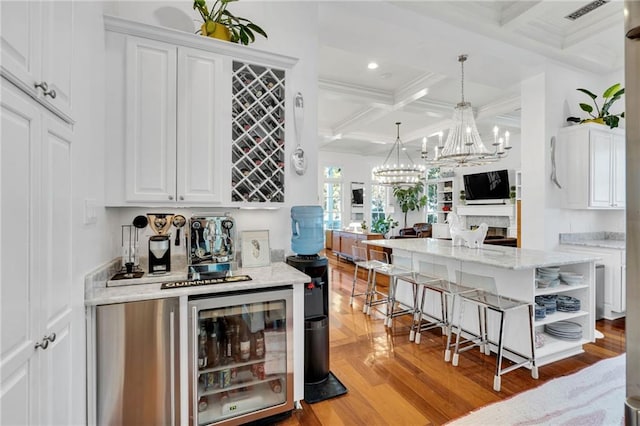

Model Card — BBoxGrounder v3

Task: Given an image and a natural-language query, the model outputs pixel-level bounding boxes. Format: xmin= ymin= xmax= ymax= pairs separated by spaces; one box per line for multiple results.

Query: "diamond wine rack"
xmin=231 ymin=61 xmax=286 ymax=203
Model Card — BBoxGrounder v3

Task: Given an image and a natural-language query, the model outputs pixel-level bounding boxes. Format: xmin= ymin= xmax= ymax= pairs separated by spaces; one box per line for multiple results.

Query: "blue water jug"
xmin=291 ymin=206 xmax=324 ymax=255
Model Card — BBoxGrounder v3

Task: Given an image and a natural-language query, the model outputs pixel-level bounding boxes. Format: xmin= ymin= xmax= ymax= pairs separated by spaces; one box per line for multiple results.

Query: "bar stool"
xmin=450 ymin=271 xmax=538 ymax=392
xmin=412 ymin=261 xmax=475 ymax=346
xmin=365 ymin=249 xmax=412 ymax=326
xmin=388 ymin=254 xmax=443 ymax=332
xmin=350 ymin=245 xmax=379 ymax=311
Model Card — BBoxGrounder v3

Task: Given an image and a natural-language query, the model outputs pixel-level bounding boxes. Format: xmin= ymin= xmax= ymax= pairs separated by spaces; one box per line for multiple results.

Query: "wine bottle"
xmin=239 ymin=321 xmax=251 ymax=361
xmin=198 ymin=324 xmax=208 ymax=369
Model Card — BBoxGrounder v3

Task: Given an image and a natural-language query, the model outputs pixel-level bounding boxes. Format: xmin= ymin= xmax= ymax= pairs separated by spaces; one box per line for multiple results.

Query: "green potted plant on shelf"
xmin=510 ymin=186 xmax=516 ymax=203
xmin=392 ymin=182 xmax=428 ymax=229
xmin=371 ymin=216 xmax=398 ymax=238
xmin=193 ymin=0 xmax=267 ymax=45
xmin=566 ymin=83 xmax=625 ymax=129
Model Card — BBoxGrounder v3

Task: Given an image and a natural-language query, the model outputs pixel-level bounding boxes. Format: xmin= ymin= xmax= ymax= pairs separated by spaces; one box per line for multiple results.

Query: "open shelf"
xmin=534 ymin=309 xmax=588 ymax=326
xmin=535 ymin=283 xmax=588 ymax=296
xmin=535 ymin=333 xmax=589 ymax=359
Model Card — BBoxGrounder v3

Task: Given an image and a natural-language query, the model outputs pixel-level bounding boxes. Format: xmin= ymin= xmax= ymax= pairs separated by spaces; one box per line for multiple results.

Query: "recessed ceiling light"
xmin=367 ymin=62 xmax=379 ymax=70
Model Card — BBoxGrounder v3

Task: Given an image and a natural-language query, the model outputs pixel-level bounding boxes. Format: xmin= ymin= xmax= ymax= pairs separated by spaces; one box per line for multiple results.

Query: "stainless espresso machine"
xmin=187 ymin=215 xmax=236 ymax=279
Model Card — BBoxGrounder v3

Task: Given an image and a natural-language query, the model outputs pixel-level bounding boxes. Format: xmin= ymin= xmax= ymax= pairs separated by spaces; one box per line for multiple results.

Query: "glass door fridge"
xmin=188 ymin=287 xmax=293 ymax=425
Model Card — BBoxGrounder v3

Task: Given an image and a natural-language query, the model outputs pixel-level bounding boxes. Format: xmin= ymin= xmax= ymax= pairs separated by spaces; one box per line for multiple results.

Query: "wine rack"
xmin=231 ymin=61 xmax=286 ymax=203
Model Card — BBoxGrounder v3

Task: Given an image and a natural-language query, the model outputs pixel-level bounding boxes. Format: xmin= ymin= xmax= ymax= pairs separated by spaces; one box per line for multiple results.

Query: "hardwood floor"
xmin=278 ymin=251 xmax=626 ymax=426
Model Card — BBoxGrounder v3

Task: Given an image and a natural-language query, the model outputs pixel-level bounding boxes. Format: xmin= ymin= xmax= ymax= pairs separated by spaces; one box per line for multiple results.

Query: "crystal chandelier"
xmin=372 ymin=122 xmax=426 ymax=186
xmin=424 ymin=54 xmax=511 ymax=167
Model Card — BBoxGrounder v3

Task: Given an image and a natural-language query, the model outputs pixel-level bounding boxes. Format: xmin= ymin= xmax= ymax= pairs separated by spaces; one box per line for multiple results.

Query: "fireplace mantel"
xmin=457 ymin=204 xmax=515 ymax=217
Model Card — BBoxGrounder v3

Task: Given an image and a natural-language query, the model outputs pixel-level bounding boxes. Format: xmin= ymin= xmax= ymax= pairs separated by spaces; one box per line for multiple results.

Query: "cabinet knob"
xmin=34 ymin=81 xmax=56 ymax=99
xmin=46 ymin=333 xmax=56 ymax=343
xmin=168 ymin=195 xmax=174 ymax=200
xmin=179 ymin=195 xmax=184 ymax=201
xmin=34 ymin=337 xmax=49 ymax=350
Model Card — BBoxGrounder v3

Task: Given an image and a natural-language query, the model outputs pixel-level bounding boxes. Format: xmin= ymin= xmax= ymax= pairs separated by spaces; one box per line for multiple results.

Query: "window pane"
xmin=323 ymin=181 xmax=342 ymax=230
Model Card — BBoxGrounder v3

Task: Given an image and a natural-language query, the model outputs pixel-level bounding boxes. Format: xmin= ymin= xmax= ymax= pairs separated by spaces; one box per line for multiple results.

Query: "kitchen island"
xmin=364 ymin=238 xmax=600 ymax=367
xmin=85 ymin=261 xmax=310 ymax=425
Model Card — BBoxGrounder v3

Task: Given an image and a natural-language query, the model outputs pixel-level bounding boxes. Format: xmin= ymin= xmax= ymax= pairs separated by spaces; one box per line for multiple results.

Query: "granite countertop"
xmin=364 ymin=238 xmax=600 ymax=270
xmin=559 ymin=232 xmax=625 ymax=251
xmin=85 ymin=262 xmax=311 ymax=306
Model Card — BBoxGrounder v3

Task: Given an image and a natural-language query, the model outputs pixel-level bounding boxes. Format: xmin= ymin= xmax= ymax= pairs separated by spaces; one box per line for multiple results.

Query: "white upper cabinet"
xmin=124 ymin=36 xmax=178 ymax=202
xmin=558 ymin=123 xmax=625 ymax=209
xmin=0 ymin=0 xmax=73 ymax=122
xmin=104 ymin=16 xmax=297 ymax=207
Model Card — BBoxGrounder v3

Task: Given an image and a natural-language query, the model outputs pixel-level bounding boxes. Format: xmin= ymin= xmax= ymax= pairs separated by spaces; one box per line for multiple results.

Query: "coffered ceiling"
xmin=317 ymin=0 xmax=625 ymax=159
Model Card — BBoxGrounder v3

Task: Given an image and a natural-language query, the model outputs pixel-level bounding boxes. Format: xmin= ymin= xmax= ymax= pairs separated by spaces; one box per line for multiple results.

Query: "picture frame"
xmin=241 ymin=230 xmax=271 ymax=268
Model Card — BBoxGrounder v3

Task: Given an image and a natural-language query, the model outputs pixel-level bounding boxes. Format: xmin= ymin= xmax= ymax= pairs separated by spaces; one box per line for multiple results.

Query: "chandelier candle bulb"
xmin=505 ymin=131 xmax=511 ymax=148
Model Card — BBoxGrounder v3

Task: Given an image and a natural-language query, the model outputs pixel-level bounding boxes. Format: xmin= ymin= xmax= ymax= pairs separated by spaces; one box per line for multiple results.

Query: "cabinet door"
xmin=0 ymin=82 xmax=41 ymax=426
xmin=40 ymin=1 xmax=73 ymax=118
xmin=39 ymin=114 xmax=76 ymax=425
xmin=611 ymin=134 xmax=625 ymax=208
xmin=0 ymin=1 xmax=41 ymax=96
xmin=589 ymin=130 xmax=612 ymax=208
xmin=125 ymin=37 xmax=177 ymax=202
xmin=176 ymin=48 xmax=222 ymax=203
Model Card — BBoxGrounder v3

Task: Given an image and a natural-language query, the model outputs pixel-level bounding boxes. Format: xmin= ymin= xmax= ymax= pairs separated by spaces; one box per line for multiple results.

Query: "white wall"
xmin=521 ymin=64 xmax=625 ymax=251
xmin=103 ymin=1 xmax=319 ymax=257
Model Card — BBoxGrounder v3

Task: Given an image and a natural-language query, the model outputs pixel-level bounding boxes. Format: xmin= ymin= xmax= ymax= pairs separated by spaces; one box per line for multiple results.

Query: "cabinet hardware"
xmin=168 ymin=195 xmax=174 ymax=200
xmin=179 ymin=196 xmax=184 ymax=201
xmin=45 ymin=333 xmax=56 ymax=343
xmin=35 ymin=338 xmax=49 ymax=350
xmin=34 ymin=81 xmax=57 ymax=99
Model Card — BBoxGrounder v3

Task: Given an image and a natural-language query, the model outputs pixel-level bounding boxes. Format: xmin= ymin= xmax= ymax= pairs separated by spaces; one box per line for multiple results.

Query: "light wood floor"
xmin=279 ymin=251 xmax=626 ymax=426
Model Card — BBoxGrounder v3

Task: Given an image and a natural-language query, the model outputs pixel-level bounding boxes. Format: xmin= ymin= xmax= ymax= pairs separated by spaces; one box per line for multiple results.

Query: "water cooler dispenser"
xmin=286 ymin=206 xmax=347 ymax=403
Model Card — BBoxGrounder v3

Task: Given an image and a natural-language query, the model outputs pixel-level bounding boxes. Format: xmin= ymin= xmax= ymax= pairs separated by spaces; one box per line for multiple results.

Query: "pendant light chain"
xmin=459 ymin=54 xmax=466 ymax=104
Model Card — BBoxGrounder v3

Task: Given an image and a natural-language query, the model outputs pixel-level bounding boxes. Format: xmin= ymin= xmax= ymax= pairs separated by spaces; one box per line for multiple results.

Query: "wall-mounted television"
xmin=351 ymin=188 xmax=364 ymax=206
xmin=463 ymin=169 xmax=510 ymax=201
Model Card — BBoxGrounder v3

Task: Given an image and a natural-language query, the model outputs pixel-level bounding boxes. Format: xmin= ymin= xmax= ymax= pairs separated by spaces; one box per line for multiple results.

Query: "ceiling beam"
xmin=500 ymin=1 xmax=544 ymax=30
xmin=318 ymin=79 xmax=392 ymax=107
xmin=475 ymin=94 xmax=521 ymax=122
xmin=392 ymin=72 xmax=447 ymax=109
xmin=332 ymin=106 xmax=391 ymax=136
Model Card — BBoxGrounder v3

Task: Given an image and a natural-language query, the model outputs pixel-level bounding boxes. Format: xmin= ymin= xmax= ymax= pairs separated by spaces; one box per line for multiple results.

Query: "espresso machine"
xmin=187 ymin=215 xmax=236 ymax=279
xmin=147 ymin=213 xmax=174 ymax=274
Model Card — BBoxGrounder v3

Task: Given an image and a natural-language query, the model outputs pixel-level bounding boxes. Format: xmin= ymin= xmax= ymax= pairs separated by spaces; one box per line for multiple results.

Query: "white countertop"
xmin=364 ymin=238 xmax=600 ymax=270
xmin=85 ymin=262 xmax=311 ymax=306
xmin=560 ymin=239 xmax=625 ymax=250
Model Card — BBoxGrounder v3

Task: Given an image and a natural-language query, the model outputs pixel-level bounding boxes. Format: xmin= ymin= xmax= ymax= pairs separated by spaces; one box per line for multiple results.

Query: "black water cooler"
xmin=287 ymin=206 xmax=347 ymax=403
xmin=286 ymin=254 xmax=347 ymax=403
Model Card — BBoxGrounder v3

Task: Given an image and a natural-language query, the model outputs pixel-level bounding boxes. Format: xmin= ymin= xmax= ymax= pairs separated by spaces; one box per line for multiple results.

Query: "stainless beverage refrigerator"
xmin=188 ymin=288 xmax=294 ymax=425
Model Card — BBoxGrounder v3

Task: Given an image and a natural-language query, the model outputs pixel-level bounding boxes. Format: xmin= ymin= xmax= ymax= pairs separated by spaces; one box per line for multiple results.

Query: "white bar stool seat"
xmin=450 ymin=271 xmax=538 ymax=392
xmin=350 ymin=245 xmax=379 ymax=312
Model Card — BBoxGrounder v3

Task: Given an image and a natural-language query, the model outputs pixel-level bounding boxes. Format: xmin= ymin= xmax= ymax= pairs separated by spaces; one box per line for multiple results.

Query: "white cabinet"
xmin=0 ymin=0 xmax=73 ymax=122
xmin=109 ymin=35 xmax=223 ymax=205
xmin=1 ymin=81 xmax=76 ymax=425
xmin=104 ymin=17 xmax=297 ymax=207
xmin=559 ymin=244 xmax=626 ymax=318
xmin=558 ymin=123 xmax=625 ymax=209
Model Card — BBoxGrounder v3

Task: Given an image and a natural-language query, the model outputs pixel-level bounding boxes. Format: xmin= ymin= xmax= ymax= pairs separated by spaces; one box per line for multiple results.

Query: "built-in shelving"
xmin=231 ymin=61 xmax=286 ymax=203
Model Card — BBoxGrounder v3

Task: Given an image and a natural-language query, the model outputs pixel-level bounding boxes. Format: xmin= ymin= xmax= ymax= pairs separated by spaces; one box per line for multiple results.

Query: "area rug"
xmin=449 ymin=354 xmax=625 ymax=425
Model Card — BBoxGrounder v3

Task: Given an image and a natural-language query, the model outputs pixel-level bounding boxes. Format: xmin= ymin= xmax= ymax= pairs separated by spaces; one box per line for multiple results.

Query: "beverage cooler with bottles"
xmin=188 ymin=288 xmax=294 ymax=425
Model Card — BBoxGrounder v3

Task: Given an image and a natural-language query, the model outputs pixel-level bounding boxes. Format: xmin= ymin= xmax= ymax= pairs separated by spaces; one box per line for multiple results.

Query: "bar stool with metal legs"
xmin=450 ymin=271 xmax=538 ymax=392
xmin=412 ymin=261 xmax=475 ymax=345
xmin=365 ymin=249 xmax=412 ymax=326
xmin=350 ymin=245 xmax=379 ymax=312
xmin=387 ymin=254 xmax=444 ymax=333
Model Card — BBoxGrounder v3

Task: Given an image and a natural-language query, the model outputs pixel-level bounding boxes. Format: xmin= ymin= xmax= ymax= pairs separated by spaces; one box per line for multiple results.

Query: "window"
xmin=323 ymin=167 xmax=342 ymax=230
xmin=425 ymin=167 xmax=440 ymax=224
xmin=370 ymin=184 xmax=387 ymax=224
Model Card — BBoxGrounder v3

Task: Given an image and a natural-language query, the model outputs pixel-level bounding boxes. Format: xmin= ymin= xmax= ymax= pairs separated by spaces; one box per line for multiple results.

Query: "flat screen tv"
xmin=351 ymin=188 xmax=364 ymax=206
xmin=463 ymin=169 xmax=510 ymax=201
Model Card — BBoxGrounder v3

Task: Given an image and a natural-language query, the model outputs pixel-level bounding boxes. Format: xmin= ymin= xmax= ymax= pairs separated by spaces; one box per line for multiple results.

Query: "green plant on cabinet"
xmin=371 ymin=216 xmax=398 ymax=237
xmin=566 ymin=83 xmax=625 ymax=129
xmin=193 ymin=0 xmax=267 ymax=45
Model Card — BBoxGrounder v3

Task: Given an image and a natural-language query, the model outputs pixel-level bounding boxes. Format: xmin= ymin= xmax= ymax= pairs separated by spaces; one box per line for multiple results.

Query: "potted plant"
xmin=459 ymin=190 xmax=466 ymax=205
xmin=371 ymin=216 xmax=398 ymax=238
xmin=566 ymin=83 xmax=625 ymax=129
xmin=193 ymin=0 xmax=267 ymax=45
xmin=360 ymin=220 xmax=368 ymax=232
xmin=392 ymin=182 xmax=428 ymax=228
xmin=510 ymin=186 xmax=516 ymax=203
